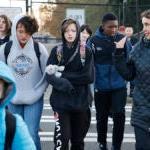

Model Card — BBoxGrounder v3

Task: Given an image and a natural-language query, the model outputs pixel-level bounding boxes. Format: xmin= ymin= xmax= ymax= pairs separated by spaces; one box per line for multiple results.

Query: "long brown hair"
xmin=0 ymin=15 xmax=12 ymax=35
xmin=61 ymin=18 xmax=80 ymax=46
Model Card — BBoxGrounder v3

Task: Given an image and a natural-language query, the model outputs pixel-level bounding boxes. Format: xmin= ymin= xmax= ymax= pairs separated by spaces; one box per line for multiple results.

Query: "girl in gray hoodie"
xmin=0 ymin=15 xmax=48 ymax=150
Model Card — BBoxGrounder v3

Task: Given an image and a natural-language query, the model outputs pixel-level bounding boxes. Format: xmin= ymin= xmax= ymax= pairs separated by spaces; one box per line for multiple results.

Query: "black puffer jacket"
xmin=114 ymin=37 xmax=150 ymax=132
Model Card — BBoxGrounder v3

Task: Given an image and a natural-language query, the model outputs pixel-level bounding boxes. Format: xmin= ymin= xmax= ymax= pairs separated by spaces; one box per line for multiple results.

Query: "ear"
xmin=101 ymin=23 xmax=105 ymax=30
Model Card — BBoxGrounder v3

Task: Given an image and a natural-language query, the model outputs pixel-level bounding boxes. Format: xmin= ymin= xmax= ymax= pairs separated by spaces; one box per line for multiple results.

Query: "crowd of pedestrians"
xmin=0 ymin=8 xmax=150 ymax=150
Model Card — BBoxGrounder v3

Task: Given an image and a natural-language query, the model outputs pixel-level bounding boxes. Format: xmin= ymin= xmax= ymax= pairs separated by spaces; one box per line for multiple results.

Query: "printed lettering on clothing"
xmin=12 ymin=54 xmax=33 ymax=76
xmin=55 ymin=118 xmax=62 ymax=149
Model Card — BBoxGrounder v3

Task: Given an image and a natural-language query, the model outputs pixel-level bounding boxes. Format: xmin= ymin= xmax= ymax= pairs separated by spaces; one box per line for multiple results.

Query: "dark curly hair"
xmin=17 ymin=15 xmax=39 ymax=35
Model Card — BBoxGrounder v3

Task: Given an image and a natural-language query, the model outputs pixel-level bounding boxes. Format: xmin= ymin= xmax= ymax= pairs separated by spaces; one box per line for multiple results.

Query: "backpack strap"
xmin=66 ymin=44 xmax=79 ymax=65
xmin=5 ymin=110 xmax=16 ymax=150
xmin=4 ymin=41 xmax=13 ymax=64
xmin=4 ymin=40 xmax=42 ymax=74
xmin=56 ymin=43 xmax=79 ymax=66
xmin=33 ymin=41 xmax=42 ymax=74
xmin=56 ymin=44 xmax=63 ymax=65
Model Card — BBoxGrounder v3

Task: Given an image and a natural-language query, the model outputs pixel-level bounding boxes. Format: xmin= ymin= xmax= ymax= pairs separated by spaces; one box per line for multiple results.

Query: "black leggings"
xmin=54 ymin=109 xmax=91 ymax=150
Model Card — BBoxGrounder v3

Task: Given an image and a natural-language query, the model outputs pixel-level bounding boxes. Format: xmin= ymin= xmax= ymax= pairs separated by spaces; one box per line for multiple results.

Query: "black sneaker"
xmin=99 ymin=143 xmax=108 ymax=150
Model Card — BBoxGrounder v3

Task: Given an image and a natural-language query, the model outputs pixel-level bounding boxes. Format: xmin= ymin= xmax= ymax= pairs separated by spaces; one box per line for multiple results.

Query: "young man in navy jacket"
xmin=88 ymin=13 xmax=132 ymax=150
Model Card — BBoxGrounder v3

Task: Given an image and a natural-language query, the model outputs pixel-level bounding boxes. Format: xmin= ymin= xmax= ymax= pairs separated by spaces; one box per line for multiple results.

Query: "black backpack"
xmin=4 ymin=110 xmax=16 ymax=150
xmin=4 ymin=41 xmax=42 ymax=73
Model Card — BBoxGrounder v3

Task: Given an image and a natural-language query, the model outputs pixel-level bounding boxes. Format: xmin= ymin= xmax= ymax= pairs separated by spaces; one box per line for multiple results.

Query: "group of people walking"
xmin=0 ymin=8 xmax=150 ymax=150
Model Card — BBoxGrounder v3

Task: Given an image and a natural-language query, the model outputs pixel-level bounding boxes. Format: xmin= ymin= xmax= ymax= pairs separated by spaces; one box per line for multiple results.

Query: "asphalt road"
xmin=40 ymin=86 xmax=135 ymax=150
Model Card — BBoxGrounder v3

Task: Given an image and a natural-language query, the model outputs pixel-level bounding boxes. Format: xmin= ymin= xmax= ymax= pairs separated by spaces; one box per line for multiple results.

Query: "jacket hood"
xmin=0 ymin=61 xmax=16 ymax=108
xmin=94 ymin=27 xmax=124 ymax=41
xmin=11 ymin=14 xmax=33 ymax=49
xmin=95 ymin=27 xmax=103 ymax=38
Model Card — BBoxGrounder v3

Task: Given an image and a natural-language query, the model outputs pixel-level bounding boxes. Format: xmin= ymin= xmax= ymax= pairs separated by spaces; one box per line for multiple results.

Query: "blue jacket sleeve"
xmin=12 ymin=115 xmax=36 ymax=150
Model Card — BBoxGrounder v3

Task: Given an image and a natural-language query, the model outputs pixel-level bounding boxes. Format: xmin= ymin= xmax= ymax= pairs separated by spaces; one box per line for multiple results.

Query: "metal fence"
xmin=33 ymin=36 xmax=61 ymax=44
xmin=29 ymin=1 xmax=150 ymax=37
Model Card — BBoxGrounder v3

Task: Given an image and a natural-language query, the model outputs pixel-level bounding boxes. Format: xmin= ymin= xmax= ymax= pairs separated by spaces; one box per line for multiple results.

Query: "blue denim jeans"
xmin=8 ymin=96 xmax=44 ymax=150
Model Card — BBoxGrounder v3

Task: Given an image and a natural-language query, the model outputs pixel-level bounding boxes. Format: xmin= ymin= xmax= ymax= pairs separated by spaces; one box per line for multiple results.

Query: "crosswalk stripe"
xmin=44 ymin=104 xmax=132 ymax=108
xmin=40 ymin=119 xmax=131 ymax=125
xmin=43 ymin=107 xmax=132 ymax=112
xmin=41 ymin=116 xmax=131 ymax=121
xmin=91 ymin=108 xmax=131 ymax=112
xmin=43 ymin=105 xmax=132 ymax=112
xmin=39 ymin=132 xmax=135 ymax=138
xmin=40 ymin=116 xmax=131 ymax=125
xmin=40 ymin=137 xmax=135 ymax=143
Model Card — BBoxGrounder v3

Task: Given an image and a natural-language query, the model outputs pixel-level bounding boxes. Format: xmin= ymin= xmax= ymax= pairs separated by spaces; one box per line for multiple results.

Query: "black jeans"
xmin=94 ymin=88 xmax=127 ymax=149
xmin=54 ymin=109 xmax=91 ymax=150
xmin=134 ymin=127 xmax=150 ymax=150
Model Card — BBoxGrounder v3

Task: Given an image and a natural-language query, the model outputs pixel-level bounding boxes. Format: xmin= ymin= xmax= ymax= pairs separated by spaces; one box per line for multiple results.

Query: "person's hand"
xmin=54 ymin=66 xmax=65 ymax=77
xmin=55 ymin=72 xmax=62 ymax=78
xmin=46 ymin=65 xmax=65 ymax=77
xmin=115 ymin=37 xmax=127 ymax=49
xmin=57 ymin=66 xmax=65 ymax=72
xmin=54 ymin=112 xmax=59 ymax=119
xmin=45 ymin=65 xmax=57 ymax=75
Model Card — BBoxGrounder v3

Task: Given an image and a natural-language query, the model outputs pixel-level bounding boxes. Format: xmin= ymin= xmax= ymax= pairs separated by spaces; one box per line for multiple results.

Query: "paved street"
xmin=40 ymin=86 xmax=135 ymax=150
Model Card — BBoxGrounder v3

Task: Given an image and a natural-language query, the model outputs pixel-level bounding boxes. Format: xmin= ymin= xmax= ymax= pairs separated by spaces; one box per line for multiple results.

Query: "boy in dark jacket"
xmin=88 ymin=13 xmax=131 ymax=150
xmin=46 ymin=18 xmax=94 ymax=150
xmin=114 ymin=9 xmax=150 ymax=150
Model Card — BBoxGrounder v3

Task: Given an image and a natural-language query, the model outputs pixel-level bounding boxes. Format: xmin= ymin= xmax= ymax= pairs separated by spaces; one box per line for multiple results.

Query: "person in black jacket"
xmin=46 ymin=18 xmax=94 ymax=150
xmin=88 ymin=13 xmax=132 ymax=150
xmin=114 ymin=9 xmax=150 ymax=150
